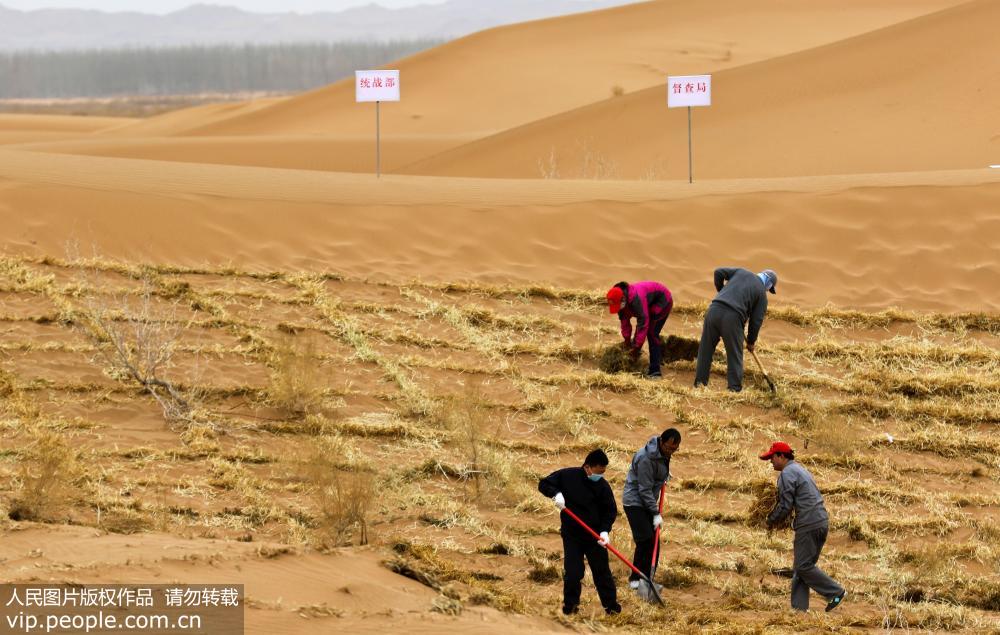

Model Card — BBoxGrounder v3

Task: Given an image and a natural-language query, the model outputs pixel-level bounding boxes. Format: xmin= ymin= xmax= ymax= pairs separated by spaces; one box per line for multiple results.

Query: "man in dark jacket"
xmin=606 ymin=281 xmax=674 ymax=378
xmin=622 ymin=429 xmax=680 ymax=588
xmin=761 ymin=441 xmax=846 ymax=612
xmin=694 ymin=267 xmax=777 ymax=392
xmin=538 ymin=449 xmax=621 ymax=615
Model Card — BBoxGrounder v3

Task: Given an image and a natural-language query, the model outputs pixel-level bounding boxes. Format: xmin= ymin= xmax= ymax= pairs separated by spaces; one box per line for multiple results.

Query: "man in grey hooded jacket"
xmin=622 ymin=428 xmax=681 ymax=587
xmin=694 ymin=267 xmax=777 ymax=392
xmin=761 ymin=441 xmax=846 ymax=613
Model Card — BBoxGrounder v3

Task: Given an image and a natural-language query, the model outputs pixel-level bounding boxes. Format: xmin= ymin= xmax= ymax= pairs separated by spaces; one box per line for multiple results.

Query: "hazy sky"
xmin=2 ymin=0 xmax=489 ymax=12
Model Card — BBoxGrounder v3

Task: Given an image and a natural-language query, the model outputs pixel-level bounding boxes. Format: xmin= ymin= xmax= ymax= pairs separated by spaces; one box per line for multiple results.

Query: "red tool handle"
xmin=651 ymin=484 xmax=665 ymax=571
xmin=561 ymin=507 xmax=645 ymax=578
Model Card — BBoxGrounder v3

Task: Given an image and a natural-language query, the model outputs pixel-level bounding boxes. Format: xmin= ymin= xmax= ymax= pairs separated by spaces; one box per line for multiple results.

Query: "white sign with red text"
xmin=667 ymin=75 xmax=711 ymax=108
xmin=355 ymin=70 xmax=400 ymax=102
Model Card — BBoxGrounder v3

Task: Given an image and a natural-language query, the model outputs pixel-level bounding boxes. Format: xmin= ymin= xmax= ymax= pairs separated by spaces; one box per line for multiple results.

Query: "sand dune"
xmin=107 ymin=0 xmax=968 ymax=142
xmin=1 ymin=149 xmax=997 ymax=311
xmin=405 ymin=0 xmax=1000 ymax=179
xmin=0 ymin=113 xmax=134 ymax=145
xmin=12 ymin=134 xmax=474 ymax=174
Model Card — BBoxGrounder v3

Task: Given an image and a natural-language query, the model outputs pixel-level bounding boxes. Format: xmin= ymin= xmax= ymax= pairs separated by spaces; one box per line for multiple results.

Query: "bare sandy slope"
xmin=0 ymin=524 xmax=563 ymax=634
xmin=95 ymin=1 xmax=967 ymax=143
xmin=405 ymin=0 xmax=1000 ymax=179
xmin=1 ymin=149 xmax=997 ymax=312
xmin=11 ymin=134 xmax=475 ymax=174
xmin=0 ymin=114 xmax=134 ymax=146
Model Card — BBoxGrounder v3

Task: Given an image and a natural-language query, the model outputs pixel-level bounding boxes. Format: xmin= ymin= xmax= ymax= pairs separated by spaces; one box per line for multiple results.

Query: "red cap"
xmin=759 ymin=441 xmax=793 ymax=460
xmin=606 ymin=287 xmax=624 ymax=314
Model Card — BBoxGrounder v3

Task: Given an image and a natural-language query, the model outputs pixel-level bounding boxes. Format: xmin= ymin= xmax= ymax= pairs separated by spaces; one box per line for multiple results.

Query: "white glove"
xmin=553 ymin=492 xmax=566 ymax=510
xmin=652 ymin=514 xmax=663 ymax=528
xmin=597 ymin=532 xmax=610 ymax=547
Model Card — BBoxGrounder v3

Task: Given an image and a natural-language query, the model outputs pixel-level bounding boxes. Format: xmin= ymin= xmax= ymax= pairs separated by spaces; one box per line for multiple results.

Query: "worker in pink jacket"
xmin=606 ymin=281 xmax=673 ymax=378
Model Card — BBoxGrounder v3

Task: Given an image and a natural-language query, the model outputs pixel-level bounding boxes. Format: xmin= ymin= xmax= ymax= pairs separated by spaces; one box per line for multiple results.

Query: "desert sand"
xmin=0 ymin=0 xmax=998 ymax=633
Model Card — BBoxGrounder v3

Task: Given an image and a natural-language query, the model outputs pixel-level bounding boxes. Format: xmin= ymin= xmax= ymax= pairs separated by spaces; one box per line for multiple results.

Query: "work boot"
xmin=645 ymin=370 xmax=662 ymax=380
xmin=561 ymin=604 xmax=579 ymax=616
xmin=605 ymin=603 xmax=622 ymax=615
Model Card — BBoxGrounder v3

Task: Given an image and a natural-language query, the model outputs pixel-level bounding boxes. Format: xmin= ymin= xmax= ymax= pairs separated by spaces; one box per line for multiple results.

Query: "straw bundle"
xmin=746 ymin=480 xmax=794 ymax=530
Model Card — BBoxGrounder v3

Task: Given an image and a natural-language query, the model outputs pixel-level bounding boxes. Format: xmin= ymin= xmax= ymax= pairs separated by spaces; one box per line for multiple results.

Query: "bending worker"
xmin=622 ymin=428 xmax=681 ymax=590
xmin=694 ymin=267 xmax=777 ymax=392
xmin=606 ymin=281 xmax=673 ymax=378
xmin=538 ymin=449 xmax=622 ymax=616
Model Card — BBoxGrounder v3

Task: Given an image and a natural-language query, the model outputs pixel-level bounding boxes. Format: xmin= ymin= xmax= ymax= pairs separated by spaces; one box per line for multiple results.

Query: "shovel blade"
xmin=635 ymin=579 xmax=665 ymax=606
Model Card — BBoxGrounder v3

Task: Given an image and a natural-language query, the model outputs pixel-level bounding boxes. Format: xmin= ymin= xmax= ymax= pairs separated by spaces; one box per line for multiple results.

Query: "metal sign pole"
xmin=687 ymin=105 xmax=693 ymax=184
xmin=376 ymin=100 xmax=381 ymax=179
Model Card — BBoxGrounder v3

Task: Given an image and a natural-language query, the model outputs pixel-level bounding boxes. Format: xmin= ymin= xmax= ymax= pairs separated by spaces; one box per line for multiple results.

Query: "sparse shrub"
xmin=307 ymin=463 xmax=374 ymax=548
xmin=610 ymin=84 xmax=625 ymax=97
xmin=75 ymin=274 xmax=192 ymax=422
xmin=9 ymin=429 xmax=84 ymax=522
xmin=268 ymin=333 xmax=326 ymax=417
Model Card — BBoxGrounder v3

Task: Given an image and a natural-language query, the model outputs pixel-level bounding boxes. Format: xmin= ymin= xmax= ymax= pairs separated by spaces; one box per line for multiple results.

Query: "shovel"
xmin=637 ymin=484 xmax=666 ymax=603
xmin=561 ymin=507 xmax=664 ymax=607
xmin=750 ymin=349 xmax=776 ymax=393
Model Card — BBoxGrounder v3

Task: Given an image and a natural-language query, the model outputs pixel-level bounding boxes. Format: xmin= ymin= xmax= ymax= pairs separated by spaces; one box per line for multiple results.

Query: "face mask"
xmin=588 ymin=474 xmax=604 ymax=482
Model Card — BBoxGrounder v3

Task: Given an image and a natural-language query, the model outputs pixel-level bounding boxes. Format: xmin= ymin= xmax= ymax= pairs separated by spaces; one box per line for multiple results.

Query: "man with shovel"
xmin=606 ymin=281 xmax=673 ymax=379
xmin=694 ymin=267 xmax=777 ymax=392
xmin=538 ymin=449 xmax=622 ymax=615
xmin=622 ymin=429 xmax=680 ymax=593
xmin=760 ymin=441 xmax=847 ymax=613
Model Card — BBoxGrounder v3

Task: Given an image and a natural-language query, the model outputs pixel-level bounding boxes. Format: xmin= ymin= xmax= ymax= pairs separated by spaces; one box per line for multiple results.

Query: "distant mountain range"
xmin=0 ymin=0 xmax=636 ymax=50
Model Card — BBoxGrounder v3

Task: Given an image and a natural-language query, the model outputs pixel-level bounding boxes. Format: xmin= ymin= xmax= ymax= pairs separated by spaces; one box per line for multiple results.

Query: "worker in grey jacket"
xmin=694 ymin=267 xmax=777 ymax=392
xmin=761 ymin=441 xmax=846 ymax=613
xmin=622 ymin=429 xmax=680 ymax=588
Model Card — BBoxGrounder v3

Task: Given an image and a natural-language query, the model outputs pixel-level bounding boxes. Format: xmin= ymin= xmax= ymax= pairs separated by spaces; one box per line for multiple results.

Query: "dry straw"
xmin=745 ymin=479 xmax=793 ymax=530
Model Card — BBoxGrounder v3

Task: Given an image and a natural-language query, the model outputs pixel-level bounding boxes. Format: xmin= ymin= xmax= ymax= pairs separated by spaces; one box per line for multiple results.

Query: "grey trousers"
xmin=791 ymin=526 xmax=844 ymax=611
xmin=694 ymin=302 xmax=745 ymax=391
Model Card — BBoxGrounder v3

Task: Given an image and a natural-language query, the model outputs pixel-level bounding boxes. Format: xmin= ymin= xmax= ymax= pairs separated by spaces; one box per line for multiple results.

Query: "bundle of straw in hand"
xmin=746 ymin=480 xmax=794 ymax=531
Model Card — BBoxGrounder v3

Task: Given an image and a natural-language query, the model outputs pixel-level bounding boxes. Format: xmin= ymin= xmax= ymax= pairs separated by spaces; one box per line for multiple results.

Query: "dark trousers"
xmin=562 ymin=533 xmax=619 ymax=611
xmin=646 ymin=305 xmax=671 ymax=375
xmin=623 ymin=506 xmax=659 ymax=580
xmin=694 ymin=302 xmax=745 ymax=391
xmin=791 ymin=526 xmax=845 ymax=611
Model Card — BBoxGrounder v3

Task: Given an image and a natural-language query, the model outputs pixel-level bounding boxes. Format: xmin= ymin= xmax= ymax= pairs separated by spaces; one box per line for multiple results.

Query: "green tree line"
xmin=0 ymin=41 xmax=441 ymax=98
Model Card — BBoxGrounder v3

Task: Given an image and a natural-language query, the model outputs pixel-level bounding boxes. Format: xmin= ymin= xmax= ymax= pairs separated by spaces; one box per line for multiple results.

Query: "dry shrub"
xmin=268 ymin=333 xmax=325 ymax=417
xmin=599 ymin=344 xmax=643 ymax=374
xmin=9 ymin=430 xmax=85 ymax=522
xmin=302 ymin=442 xmax=374 ymax=547
xmin=440 ymin=392 xmax=520 ymax=501
xmin=745 ymin=480 xmax=793 ymax=530
xmin=76 ymin=275 xmax=192 ymax=422
xmin=661 ymin=335 xmax=700 ymax=363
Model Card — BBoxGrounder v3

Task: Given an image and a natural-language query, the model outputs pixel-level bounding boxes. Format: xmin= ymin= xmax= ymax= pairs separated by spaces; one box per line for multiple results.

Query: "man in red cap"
xmin=606 ymin=281 xmax=673 ymax=378
xmin=760 ymin=441 xmax=846 ymax=613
